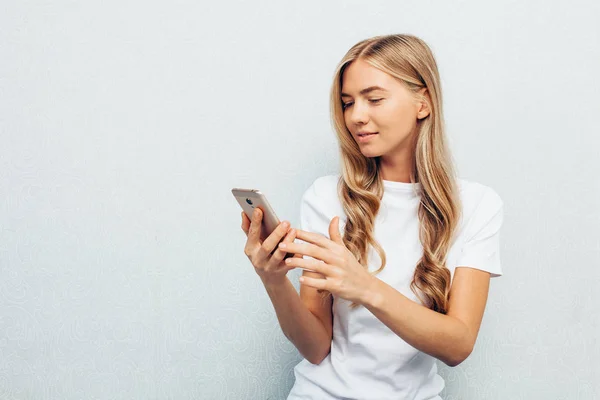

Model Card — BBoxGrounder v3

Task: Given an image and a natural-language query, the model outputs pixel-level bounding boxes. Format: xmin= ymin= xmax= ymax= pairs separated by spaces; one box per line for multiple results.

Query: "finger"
xmin=241 ymin=211 xmax=251 ymax=235
xmin=269 ymin=227 xmax=296 ymax=266
xmin=282 ymin=227 xmax=296 ymax=244
xmin=299 ymin=275 xmax=328 ymax=291
xmin=262 ymin=220 xmax=291 ymax=255
xmin=285 ymin=256 xmax=331 ymax=275
xmin=293 ymin=229 xmax=337 ymax=251
xmin=302 ymin=270 xmax=328 ymax=293
xmin=302 ymin=269 xmax=326 ymax=280
xmin=282 ymin=228 xmax=299 ymax=260
xmin=247 ymin=208 xmax=263 ymax=244
xmin=328 ymin=216 xmax=344 ymax=245
xmin=278 ymin=241 xmax=338 ymax=265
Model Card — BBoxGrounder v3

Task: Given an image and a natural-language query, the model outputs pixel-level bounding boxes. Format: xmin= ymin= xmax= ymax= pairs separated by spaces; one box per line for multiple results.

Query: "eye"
xmin=342 ymin=101 xmax=354 ymax=110
xmin=369 ymin=98 xmax=383 ymax=104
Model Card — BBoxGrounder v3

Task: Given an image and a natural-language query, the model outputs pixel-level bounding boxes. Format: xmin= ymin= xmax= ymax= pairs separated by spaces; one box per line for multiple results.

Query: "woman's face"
xmin=341 ymin=58 xmax=429 ymax=159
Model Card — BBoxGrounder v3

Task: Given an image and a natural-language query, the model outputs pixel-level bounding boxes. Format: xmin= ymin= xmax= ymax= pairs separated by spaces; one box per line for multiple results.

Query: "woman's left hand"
xmin=278 ymin=216 xmax=377 ymax=305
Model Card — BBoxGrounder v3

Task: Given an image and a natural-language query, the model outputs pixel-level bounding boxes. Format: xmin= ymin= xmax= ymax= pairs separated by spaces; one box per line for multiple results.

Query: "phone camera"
xmin=245 ymin=198 xmax=253 ymax=205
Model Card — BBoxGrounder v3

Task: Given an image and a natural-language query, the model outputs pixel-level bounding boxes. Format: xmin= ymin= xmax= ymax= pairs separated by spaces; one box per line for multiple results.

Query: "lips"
xmin=357 ymin=132 xmax=378 ymax=137
xmin=356 ymin=132 xmax=378 ymax=143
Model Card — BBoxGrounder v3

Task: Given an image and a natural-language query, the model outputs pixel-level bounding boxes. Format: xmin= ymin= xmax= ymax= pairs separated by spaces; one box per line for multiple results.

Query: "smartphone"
xmin=232 ymin=188 xmax=298 ymax=262
xmin=232 ymin=188 xmax=282 ymax=240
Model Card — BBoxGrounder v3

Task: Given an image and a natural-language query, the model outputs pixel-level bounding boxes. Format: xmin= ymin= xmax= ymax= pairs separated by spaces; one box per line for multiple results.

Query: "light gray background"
xmin=1 ymin=1 xmax=599 ymax=399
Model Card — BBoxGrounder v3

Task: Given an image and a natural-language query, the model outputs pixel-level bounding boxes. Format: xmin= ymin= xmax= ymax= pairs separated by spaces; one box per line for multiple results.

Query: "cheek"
xmin=381 ymin=103 xmax=417 ymax=133
xmin=343 ymin=112 xmax=351 ymax=129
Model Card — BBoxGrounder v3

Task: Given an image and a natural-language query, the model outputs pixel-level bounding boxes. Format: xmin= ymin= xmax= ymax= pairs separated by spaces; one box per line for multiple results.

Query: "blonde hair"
xmin=326 ymin=34 xmax=462 ymax=314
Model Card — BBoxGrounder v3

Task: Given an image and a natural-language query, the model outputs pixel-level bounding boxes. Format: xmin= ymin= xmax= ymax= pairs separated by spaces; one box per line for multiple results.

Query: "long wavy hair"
xmin=327 ymin=34 xmax=462 ymax=314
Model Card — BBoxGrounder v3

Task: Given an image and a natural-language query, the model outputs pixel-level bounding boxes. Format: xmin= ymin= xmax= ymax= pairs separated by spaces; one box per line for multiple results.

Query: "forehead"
xmin=341 ymin=59 xmax=396 ymax=94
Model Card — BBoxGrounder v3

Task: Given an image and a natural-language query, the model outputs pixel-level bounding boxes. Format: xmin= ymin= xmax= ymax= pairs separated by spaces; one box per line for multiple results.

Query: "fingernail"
xmin=282 ymin=221 xmax=289 ymax=228
xmin=279 ymin=243 xmax=287 ymax=248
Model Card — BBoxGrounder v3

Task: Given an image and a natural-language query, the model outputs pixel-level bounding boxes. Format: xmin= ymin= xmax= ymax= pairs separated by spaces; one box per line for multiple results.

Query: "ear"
xmin=416 ymin=87 xmax=431 ymax=120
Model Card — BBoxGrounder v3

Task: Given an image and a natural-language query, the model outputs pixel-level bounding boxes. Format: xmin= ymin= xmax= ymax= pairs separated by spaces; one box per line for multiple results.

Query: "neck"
xmin=378 ymin=151 xmax=414 ymax=183
xmin=378 ymin=127 xmax=419 ymax=183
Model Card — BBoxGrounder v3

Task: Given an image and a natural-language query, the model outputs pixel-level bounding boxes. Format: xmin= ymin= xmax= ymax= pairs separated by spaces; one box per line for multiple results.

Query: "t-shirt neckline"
xmin=382 ymin=179 xmax=421 ymax=193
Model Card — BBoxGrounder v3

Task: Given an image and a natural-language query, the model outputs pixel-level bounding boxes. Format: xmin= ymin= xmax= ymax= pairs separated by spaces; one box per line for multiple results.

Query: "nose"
xmin=348 ymin=100 xmax=369 ymax=126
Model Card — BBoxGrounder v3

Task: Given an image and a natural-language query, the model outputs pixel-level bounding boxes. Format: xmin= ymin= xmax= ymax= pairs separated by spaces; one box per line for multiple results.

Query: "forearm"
xmin=362 ymin=278 xmax=473 ymax=366
xmin=262 ymin=277 xmax=331 ymax=364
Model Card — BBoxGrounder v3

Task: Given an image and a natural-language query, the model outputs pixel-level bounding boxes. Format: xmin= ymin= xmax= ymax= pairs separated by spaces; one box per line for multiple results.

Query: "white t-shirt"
xmin=287 ymin=174 xmax=504 ymax=400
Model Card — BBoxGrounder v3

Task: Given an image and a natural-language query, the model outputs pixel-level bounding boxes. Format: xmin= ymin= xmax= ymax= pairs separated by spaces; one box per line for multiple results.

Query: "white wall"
xmin=1 ymin=1 xmax=599 ymax=398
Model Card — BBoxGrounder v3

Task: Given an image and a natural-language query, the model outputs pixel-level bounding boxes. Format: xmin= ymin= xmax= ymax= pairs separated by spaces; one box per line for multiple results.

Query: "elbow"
xmin=443 ymin=342 xmax=474 ymax=367
xmin=307 ymin=356 xmax=325 ymax=365
xmin=307 ymin=345 xmax=331 ymax=365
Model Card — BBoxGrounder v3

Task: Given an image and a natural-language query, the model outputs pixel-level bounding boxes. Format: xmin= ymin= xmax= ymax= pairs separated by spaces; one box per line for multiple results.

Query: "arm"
xmin=351 ymin=186 xmax=503 ymax=366
xmin=285 ymin=184 xmax=504 ymax=367
xmin=265 ymin=177 xmax=333 ymax=364
xmin=362 ymin=266 xmax=490 ymax=367
xmin=262 ymin=271 xmax=333 ymax=365
xmin=241 ymin=207 xmax=333 ymax=365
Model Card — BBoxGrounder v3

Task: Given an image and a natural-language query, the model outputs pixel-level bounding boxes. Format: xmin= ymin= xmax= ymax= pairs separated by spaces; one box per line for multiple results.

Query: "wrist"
xmin=361 ymin=275 xmax=383 ymax=308
xmin=260 ymin=275 xmax=288 ymax=290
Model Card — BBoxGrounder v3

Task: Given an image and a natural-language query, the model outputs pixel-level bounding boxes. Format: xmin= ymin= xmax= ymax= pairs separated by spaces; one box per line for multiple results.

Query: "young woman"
xmin=241 ymin=33 xmax=504 ymax=400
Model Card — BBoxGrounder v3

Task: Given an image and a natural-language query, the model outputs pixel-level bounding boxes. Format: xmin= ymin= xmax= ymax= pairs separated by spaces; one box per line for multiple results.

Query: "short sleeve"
xmin=455 ymin=187 xmax=505 ymax=277
xmin=298 ymin=176 xmax=343 ymax=263
xmin=300 ymin=181 xmax=332 ymax=238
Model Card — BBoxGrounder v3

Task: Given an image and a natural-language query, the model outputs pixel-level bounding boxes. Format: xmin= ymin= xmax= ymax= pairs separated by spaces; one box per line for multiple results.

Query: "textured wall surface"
xmin=1 ymin=1 xmax=599 ymax=399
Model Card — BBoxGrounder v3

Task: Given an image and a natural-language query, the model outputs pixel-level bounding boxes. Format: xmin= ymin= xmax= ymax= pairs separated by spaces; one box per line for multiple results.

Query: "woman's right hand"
xmin=241 ymin=208 xmax=300 ymax=286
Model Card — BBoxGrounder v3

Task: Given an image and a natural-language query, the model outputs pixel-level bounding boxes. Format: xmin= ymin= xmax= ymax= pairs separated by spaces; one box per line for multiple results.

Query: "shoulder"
xmin=456 ymin=178 xmax=504 ymax=235
xmin=457 ymin=177 xmax=503 ymax=213
xmin=302 ymin=174 xmax=341 ymax=203
xmin=300 ymin=174 xmax=345 ymax=227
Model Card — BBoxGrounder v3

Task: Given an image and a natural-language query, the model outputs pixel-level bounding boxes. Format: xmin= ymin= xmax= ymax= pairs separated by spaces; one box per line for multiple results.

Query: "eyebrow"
xmin=341 ymin=86 xmax=388 ymax=98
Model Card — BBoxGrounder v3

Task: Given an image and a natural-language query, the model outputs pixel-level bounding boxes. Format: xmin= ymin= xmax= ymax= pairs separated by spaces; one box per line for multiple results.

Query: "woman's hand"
xmin=241 ymin=208 xmax=300 ymax=286
xmin=278 ymin=216 xmax=376 ymax=304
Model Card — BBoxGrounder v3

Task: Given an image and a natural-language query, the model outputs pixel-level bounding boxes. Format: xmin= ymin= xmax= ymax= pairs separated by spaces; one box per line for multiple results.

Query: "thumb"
xmin=329 ymin=216 xmax=344 ymax=245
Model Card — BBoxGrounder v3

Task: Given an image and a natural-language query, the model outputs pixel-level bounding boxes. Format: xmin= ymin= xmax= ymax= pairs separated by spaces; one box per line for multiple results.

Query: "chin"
xmin=359 ymin=147 xmax=384 ymax=158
